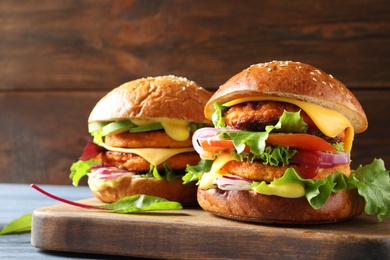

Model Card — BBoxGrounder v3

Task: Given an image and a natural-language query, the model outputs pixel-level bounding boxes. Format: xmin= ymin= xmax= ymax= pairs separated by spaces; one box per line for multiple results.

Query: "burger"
xmin=184 ymin=61 xmax=389 ymax=224
xmin=70 ymin=75 xmax=212 ymax=206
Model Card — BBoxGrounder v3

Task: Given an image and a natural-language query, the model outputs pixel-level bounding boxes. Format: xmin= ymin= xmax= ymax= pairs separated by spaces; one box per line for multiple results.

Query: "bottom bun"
xmin=90 ymin=176 xmax=198 ymax=206
xmin=197 ymin=188 xmax=365 ymax=224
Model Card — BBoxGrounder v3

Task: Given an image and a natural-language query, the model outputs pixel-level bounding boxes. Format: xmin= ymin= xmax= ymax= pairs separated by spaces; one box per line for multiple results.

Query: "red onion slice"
xmin=89 ymin=167 xmax=135 ymax=180
xmin=292 ymin=150 xmax=349 ymax=168
xmin=192 ymin=127 xmax=223 ymax=159
xmin=213 ymin=175 xmax=252 ymax=190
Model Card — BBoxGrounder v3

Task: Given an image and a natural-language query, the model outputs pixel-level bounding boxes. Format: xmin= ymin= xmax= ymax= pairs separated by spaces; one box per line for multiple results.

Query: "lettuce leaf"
xmin=212 ymin=102 xmax=227 ymax=128
xmin=144 ymin=163 xmax=178 ymax=181
xmin=96 ymin=194 xmax=182 ymax=213
xmin=269 ymin=110 xmax=308 ymax=133
xmin=69 ymin=158 xmax=101 ymax=186
xmin=348 ymin=159 xmax=390 ymax=221
xmin=222 ymin=130 xmax=269 ymax=155
xmin=251 ymin=168 xmax=349 ymax=209
xmin=183 ymin=159 xmax=213 ymax=184
xmin=91 ymin=130 xmax=104 ymax=144
xmin=221 ymin=110 xmax=307 ymax=158
xmin=0 ymin=214 xmax=32 ymax=235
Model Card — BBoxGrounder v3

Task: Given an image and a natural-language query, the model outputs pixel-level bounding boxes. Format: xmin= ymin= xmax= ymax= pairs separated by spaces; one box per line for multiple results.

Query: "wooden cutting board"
xmin=31 ymin=198 xmax=390 ymax=259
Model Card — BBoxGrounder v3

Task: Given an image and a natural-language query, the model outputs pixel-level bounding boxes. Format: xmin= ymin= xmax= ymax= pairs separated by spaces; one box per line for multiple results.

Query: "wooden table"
xmin=2 ymin=183 xmax=390 ymax=259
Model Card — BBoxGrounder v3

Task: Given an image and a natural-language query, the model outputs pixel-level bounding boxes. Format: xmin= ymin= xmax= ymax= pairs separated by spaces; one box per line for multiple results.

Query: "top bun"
xmin=205 ymin=61 xmax=368 ymax=133
xmin=89 ymin=75 xmax=212 ymax=124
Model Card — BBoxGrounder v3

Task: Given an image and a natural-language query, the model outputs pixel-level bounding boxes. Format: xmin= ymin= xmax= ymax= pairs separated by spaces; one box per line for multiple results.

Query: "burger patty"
xmin=105 ymin=131 xmax=193 ymax=148
xmin=101 ymin=151 xmax=200 ymax=173
xmin=223 ymin=160 xmax=350 ymax=182
xmin=223 ymin=101 xmax=345 ymax=143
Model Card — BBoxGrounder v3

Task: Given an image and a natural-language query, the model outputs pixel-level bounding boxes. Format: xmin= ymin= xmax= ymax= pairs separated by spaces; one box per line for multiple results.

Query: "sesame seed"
xmin=267 ymin=68 xmax=272 ymax=72
xmin=329 ymin=74 xmax=334 ymax=78
xmin=315 ymin=70 xmax=322 ymax=75
xmin=310 ymin=72 xmax=315 ymax=75
xmin=312 ymin=77 xmax=317 ymax=82
xmin=322 ymin=81 xmax=327 ymax=85
xmin=329 ymin=83 xmax=333 ymax=88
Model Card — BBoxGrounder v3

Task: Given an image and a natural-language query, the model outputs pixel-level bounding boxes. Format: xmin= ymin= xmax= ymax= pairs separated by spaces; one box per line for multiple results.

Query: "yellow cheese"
xmin=199 ymin=172 xmax=221 ymax=189
xmin=99 ymin=143 xmax=194 ymax=166
xmin=209 ymin=152 xmax=236 ymax=174
xmin=223 ymin=96 xmax=354 ymax=152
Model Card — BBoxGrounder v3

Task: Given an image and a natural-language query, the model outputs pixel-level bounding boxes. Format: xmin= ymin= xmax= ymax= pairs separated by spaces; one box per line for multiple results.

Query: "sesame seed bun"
xmin=89 ymin=75 xmax=212 ymax=124
xmin=197 ymin=61 xmax=367 ymax=223
xmin=86 ymin=75 xmax=212 ymax=206
xmin=204 ymin=61 xmax=367 ymax=133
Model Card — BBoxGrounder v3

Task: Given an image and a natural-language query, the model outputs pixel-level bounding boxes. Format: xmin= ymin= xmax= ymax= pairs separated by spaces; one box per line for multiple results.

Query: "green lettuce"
xmin=143 ymin=163 xmax=179 ymax=181
xmin=70 ymin=158 xmax=181 ymax=186
xmin=183 ymin=159 xmax=213 ymax=184
xmin=221 ymin=110 xmax=307 ymax=157
xmin=0 ymin=214 xmax=32 ymax=235
xmin=251 ymin=168 xmax=350 ymax=210
xmin=69 ymin=158 xmax=101 ymax=186
xmin=348 ymin=159 xmax=390 ymax=221
xmin=212 ymin=102 xmax=227 ymax=128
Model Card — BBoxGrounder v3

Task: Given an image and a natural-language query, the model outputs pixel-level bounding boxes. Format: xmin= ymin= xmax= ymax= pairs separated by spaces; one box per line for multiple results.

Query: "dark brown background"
xmin=1 ymin=0 xmax=389 ymax=185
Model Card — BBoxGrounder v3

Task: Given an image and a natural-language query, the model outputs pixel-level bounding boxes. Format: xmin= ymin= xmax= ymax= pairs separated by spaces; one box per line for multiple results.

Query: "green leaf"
xmin=144 ymin=163 xmax=178 ymax=181
xmin=189 ymin=122 xmax=209 ymax=133
xmin=183 ymin=159 xmax=213 ymax=184
xmin=349 ymin=159 xmax=390 ymax=221
xmin=0 ymin=214 xmax=32 ymax=235
xmin=69 ymin=158 xmax=101 ymax=186
xmin=259 ymin=145 xmax=297 ymax=166
xmin=251 ymin=168 xmax=349 ymax=210
xmin=100 ymin=194 xmax=182 ymax=213
xmin=222 ymin=131 xmax=269 ymax=156
xmin=91 ymin=130 xmax=104 ymax=144
xmin=212 ymin=102 xmax=227 ymax=128
xmin=271 ymin=110 xmax=308 ymax=133
xmin=221 ymin=110 xmax=307 ymax=158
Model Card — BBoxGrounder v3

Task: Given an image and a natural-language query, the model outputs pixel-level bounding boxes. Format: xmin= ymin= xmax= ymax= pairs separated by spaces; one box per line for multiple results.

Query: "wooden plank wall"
xmin=1 ymin=0 xmax=389 ymax=185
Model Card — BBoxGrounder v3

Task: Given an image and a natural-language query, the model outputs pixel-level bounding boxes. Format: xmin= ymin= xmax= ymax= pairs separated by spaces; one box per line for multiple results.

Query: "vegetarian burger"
xmin=185 ymin=61 xmax=389 ymax=224
xmin=70 ymin=75 xmax=212 ymax=206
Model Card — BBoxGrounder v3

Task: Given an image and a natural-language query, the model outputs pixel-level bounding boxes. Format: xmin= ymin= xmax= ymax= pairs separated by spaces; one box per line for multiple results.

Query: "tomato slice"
xmin=200 ymin=139 xmax=240 ymax=152
xmin=266 ymin=133 xmax=336 ymax=153
xmin=200 ymin=133 xmax=336 ymax=153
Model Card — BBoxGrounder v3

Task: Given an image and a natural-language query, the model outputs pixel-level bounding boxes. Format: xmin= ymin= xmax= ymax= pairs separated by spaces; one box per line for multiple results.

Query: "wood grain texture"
xmin=0 ymin=0 xmax=389 ymax=184
xmin=31 ymin=199 xmax=390 ymax=259
xmin=0 ymin=0 xmax=389 ymax=90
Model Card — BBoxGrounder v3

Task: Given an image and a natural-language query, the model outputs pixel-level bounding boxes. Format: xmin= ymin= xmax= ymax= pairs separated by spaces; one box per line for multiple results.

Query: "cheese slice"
xmin=99 ymin=143 xmax=195 ymax=166
xmin=223 ymin=96 xmax=354 ymax=152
